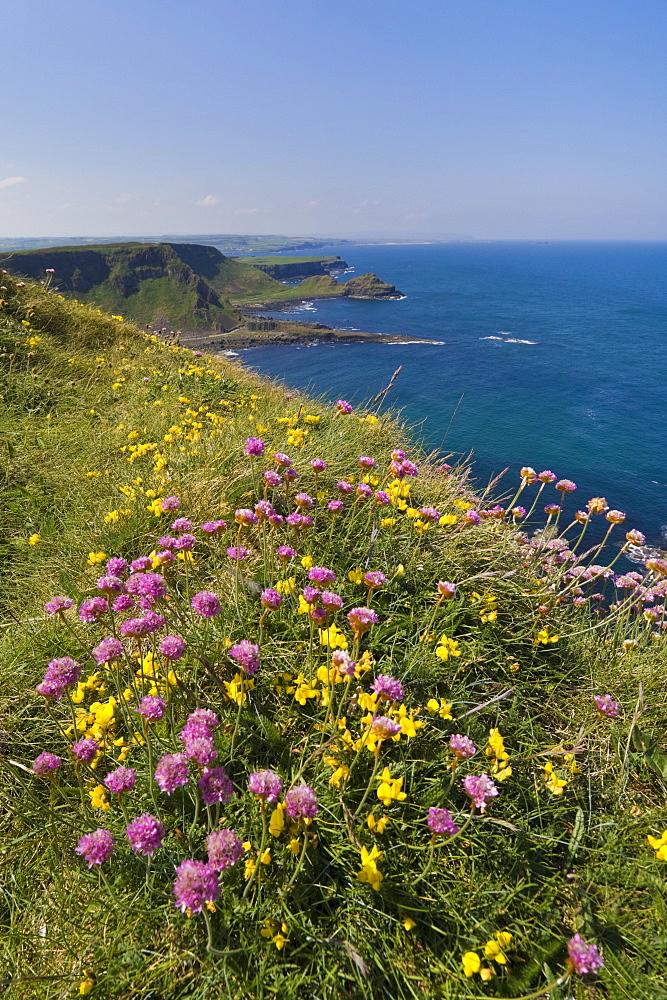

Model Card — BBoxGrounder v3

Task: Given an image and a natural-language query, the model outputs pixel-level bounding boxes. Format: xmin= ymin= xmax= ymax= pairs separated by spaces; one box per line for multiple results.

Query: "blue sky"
xmin=2 ymin=0 xmax=667 ymax=239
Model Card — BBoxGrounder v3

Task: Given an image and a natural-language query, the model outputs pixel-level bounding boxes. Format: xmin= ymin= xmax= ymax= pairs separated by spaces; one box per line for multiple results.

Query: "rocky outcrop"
xmin=341 ymin=273 xmax=403 ymax=299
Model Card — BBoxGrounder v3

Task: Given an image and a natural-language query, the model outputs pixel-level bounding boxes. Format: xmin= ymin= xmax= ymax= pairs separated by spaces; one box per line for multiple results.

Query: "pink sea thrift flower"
xmin=76 ymin=828 xmax=114 ymax=868
xmin=136 ymin=695 xmax=167 ymax=721
xmin=191 ymin=590 xmax=221 ymax=617
xmin=285 ymin=784 xmax=319 ymax=820
xmin=370 ymin=716 xmax=402 ymax=740
xmin=347 ymin=606 xmax=379 ymax=638
xmin=437 ymin=581 xmax=456 ymax=600
xmin=260 ymin=587 xmax=282 ymax=611
xmin=206 ymin=828 xmax=244 ymax=871
xmin=159 ymin=635 xmax=187 ymax=660
xmin=161 ymin=496 xmax=180 ymax=511
xmin=336 ymin=399 xmax=352 ymax=414
xmin=78 ymin=597 xmax=109 ymax=622
xmin=229 ymin=639 xmax=260 ymax=675
xmin=92 ymin=637 xmax=124 ymax=665
xmin=198 ymin=766 xmax=234 ymax=805
xmin=594 ymin=694 xmax=619 ymax=718
xmin=70 ymin=738 xmax=99 ymax=764
xmin=308 ymin=566 xmax=336 ymax=585
xmin=104 ymin=765 xmax=136 ymax=795
xmin=201 ymin=519 xmax=227 ymax=534
xmin=126 ymin=813 xmax=165 ymax=856
xmin=449 ymin=734 xmax=476 ymax=760
xmin=36 ymin=656 xmax=81 ymax=700
xmin=155 ymin=753 xmax=189 ymax=794
xmin=33 ymin=752 xmax=60 ymax=776
xmin=277 ymin=545 xmax=297 ymax=561
xmin=567 ymin=934 xmax=604 ymax=975
xmin=44 ymin=595 xmax=75 ymax=616
xmin=244 ymin=437 xmax=265 ymax=456
xmin=248 ymin=769 xmax=283 ymax=802
xmin=364 ymin=571 xmax=387 ymax=589
xmin=371 ymin=675 xmax=404 ymax=702
xmin=427 ymin=807 xmax=460 ymax=836
xmin=263 ymin=469 xmax=283 ymax=487
xmin=462 ymin=773 xmax=499 ymax=811
xmin=226 ymin=545 xmax=249 ymax=562
xmin=556 ymin=479 xmax=577 ymax=493
xmin=173 ymin=859 xmax=220 ymax=913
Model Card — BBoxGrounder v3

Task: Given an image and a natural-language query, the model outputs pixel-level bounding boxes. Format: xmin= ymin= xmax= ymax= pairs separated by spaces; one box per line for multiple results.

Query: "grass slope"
xmin=0 ymin=278 xmax=666 ymax=1000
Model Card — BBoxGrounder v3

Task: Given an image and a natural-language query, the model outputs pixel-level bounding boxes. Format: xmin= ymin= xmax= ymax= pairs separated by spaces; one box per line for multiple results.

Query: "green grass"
xmin=1 ymin=277 xmax=666 ymax=1000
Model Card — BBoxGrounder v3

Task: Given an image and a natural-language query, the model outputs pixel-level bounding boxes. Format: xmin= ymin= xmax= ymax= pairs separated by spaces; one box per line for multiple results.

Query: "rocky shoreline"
xmin=177 ymin=317 xmax=441 ymax=351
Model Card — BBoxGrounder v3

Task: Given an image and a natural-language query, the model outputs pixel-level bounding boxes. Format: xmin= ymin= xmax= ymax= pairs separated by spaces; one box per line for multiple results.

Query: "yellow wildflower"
xmin=426 ymin=697 xmax=453 ymax=720
xmin=535 ymin=628 xmax=559 ymax=645
xmin=87 ymin=551 xmax=107 ymax=565
xmin=269 ymin=803 xmax=286 ymax=837
xmin=462 ymin=952 xmax=481 ymax=978
xmin=376 ymin=767 xmax=407 ymax=807
xmin=301 ymin=554 xmax=313 ymax=570
xmin=348 ymin=567 xmax=363 ymax=584
xmin=439 ymin=513 xmax=458 ymax=525
xmin=357 ymin=845 xmax=383 ymax=891
xmin=78 ymin=977 xmax=95 ymax=995
xmin=367 ymin=812 xmax=390 ymax=834
xmin=542 ymin=761 xmax=567 ymax=795
xmin=403 ymin=917 xmax=416 ymax=930
xmin=648 ymin=830 xmax=667 ymax=860
xmin=484 ymin=931 xmax=512 ymax=963
xmin=319 ymin=624 xmax=349 ymax=649
xmin=435 ymin=635 xmax=462 ymax=660
xmin=276 ymin=577 xmax=296 ymax=595
xmin=28 ymin=533 xmax=40 ymax=546
xmin=486 ymin=728 xmax=512 ymax=781
xmin=380 ymin=517 xmax=397 ymax=528
xmin=89 ymin=784 xmax=110 ymax=811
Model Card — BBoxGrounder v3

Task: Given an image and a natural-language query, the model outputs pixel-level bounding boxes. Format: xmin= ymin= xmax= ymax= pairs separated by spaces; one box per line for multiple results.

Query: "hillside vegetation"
xmin=1 ymin=275 xmax=666 ymax=1000
xmin=0 ymin=245 xmax=403 ymax=333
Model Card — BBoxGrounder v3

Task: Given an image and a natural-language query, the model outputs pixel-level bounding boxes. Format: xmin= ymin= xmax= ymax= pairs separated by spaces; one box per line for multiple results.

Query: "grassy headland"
xmin=0 ymin=244 xmax=403 ymax=336
xmin=0 ymin=275 xmax=666 ymax=1000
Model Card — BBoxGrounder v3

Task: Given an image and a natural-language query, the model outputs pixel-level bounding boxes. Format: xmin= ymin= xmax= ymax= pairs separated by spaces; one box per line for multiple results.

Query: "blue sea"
xmin=221 ymin=242 xmax=667 ymax=550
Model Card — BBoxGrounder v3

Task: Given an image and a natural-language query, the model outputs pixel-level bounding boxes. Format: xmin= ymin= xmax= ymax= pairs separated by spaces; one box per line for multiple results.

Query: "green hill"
xmin=0 ymin=242 xmax=281 ymax=332
xmin=0 ymin=243 xmax=403 ymax=324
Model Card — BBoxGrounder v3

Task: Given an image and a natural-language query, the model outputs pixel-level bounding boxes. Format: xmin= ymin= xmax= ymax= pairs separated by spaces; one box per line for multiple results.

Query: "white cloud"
xmin=195 ymin=194 xmax=218 ymax=207
xmin=115 ymin=192 xmax=135 ymax=205
xmin=0 ymin=175 xmax=27 ymax=189
xmin=352 ymin=199 xmax=380 ymax=216
xmin=235 ymin=207 xmax=258 ymax=214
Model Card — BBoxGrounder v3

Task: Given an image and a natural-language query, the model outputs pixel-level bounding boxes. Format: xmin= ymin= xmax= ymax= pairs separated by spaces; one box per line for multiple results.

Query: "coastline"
xmin=177 ymin=319 xmax=442 ymax=352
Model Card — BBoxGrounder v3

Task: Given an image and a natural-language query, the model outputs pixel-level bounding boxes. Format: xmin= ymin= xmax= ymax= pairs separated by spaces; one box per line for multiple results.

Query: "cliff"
xmin=0 ymin=242 xmax=248 ymax=333
xmin=236 ymin=255 xmax=348 ymax=280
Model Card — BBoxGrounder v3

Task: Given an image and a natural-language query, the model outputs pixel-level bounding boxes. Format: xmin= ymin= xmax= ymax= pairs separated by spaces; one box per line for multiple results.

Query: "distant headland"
xmin=0 ymin=241 xmax=417 ymax=346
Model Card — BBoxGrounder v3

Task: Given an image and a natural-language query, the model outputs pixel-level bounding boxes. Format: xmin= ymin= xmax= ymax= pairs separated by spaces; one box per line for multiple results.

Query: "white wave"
xmin=480 ymin=335 xmax=537 ymax=344
xmin=385 ymin=340 xmax=445 ymax=345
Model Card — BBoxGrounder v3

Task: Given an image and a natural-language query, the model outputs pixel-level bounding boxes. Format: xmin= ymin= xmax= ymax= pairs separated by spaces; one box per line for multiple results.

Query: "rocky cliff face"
xmin=245 ymin=257 xmax=348 ymax=280
xmin=0 ymin=243 xmax=244 ymax=333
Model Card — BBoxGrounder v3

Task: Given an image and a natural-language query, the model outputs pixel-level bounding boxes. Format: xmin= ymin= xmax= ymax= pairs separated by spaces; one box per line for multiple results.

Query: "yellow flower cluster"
xmin=647 ymin=830 xmax=667 ymax=860
xmin=486 ymin=728 xmax=512 ymax=781
xmin=463 ymin=931 xmax=512 ymax=979
xmin=435 ymin=634 xmax=462 ymax=661
xmin=356 ymin=845 xmax=383 ymax=891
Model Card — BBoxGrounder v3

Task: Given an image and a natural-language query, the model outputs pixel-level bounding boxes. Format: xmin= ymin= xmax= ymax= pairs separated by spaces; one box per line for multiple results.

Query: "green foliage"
xmin=0 ymin=277 xmax=666 ymax=1000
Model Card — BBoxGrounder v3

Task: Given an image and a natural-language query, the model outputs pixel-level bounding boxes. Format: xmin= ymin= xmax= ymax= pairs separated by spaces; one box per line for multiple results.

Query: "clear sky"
xmin=2 ymin=0 xmax=667 ymax=239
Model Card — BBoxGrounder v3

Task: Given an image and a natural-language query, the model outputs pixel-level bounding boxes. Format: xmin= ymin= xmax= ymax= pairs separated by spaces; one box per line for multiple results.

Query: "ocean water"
xmin=221 ymin=242 xmax=667 ymax=549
